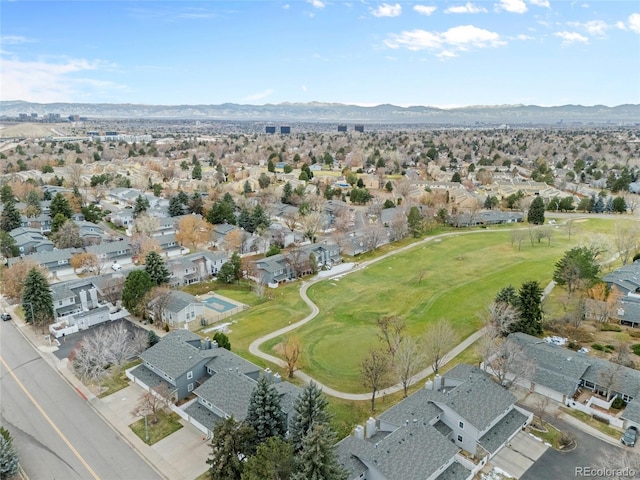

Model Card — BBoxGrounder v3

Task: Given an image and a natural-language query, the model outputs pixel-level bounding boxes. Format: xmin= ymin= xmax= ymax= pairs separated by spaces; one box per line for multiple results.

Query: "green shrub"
xmin=600 ymin=323 xmax=622 ymax=332
xmin=631 ymin=344 xmax=640 ymax=356
xmin=593 ymin=415 xmax=610 ymax=425
xmin=612 ymin=397 xmax=626 ymax=410
xmin=592 ymin=344 xmax=605 ymax=351
xmin=604 ymin=344 xmax=616 ymax=352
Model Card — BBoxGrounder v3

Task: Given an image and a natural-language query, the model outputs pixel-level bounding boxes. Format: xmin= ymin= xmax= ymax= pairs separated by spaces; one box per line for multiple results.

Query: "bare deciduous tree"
xmin=144 ymin=286 xmax=173 ymax=325
xmin=131 ymin=384 xmax=173 ymax=424
xmin=487 ymin=340 xmax=536 ymax=390
xmin=99 ymin=275 xmax=125 ymax=306
xmin=285 ymin=245 xmax=310 ymax=278
xmin=614 ymin=221 xmax=640 ymax=266
xmin=300 ymin=211 xmax=326 ymax=243
xmin=377 ymin=315 xmax=406 ymax=360
xmin=423 ymin=318 xmax=457 ymax=375
xmin=131 ymin=213 xmax=159 ymax=238
xmin=72 ymin=322 xmax=146 ymax=382
xmin=394 ymin=337 xmax=424 ymax=397
xmin=480 ymin=301 xmax=520 ymax=338
xmin=360 ymin=348 xmax=390 ymax=412
xmin=363 ymin=225 xmax=386 ymax=251
xmin=279 ymin=336 xmax=302 ymax=379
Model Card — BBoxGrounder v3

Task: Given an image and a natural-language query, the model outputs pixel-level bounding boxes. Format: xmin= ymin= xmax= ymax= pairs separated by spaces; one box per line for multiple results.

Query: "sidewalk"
xmin=516 ymin=389 xmax=622 ymax=448
xmin=4 ymin=303 xmax=208 ymax=480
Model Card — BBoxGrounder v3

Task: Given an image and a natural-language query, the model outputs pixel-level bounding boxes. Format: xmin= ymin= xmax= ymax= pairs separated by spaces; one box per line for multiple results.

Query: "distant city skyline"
xmin=1 ymin=1 xmax=639 ymax=108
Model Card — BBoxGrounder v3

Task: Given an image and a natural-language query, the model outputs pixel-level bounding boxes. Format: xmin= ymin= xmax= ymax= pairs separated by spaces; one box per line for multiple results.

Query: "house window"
xmin=187 ymin=371 xmax=193 ymax=380
xmin=457 ymin=435 xmax=463 ymax=443
xmin=188 ymin=383 xmax=194 ymax=392
xmin=459 ymin=421 xmax=464 ymax=429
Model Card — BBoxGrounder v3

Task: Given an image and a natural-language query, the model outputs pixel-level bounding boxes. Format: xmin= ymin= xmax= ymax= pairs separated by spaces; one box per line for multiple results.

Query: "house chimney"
xmin=79 ymin=290 xmax=88 ymax=311
xmin=354 ymin=425 xmax=364 ymax=440
xmin=89 ymin=288 xmax=98 ymax=309
xmin=273 ymin=373 xmax=281 ymax=383
xmin=365 ymin=417 xmax=377 ymax=439
xmin=204 ymin=337 xmax=212 ymax=349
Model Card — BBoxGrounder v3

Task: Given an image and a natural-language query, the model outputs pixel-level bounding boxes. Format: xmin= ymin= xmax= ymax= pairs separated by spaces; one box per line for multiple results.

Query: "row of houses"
xmin=129 ymin=330 xmax=302 ymax=436
xmin=603 ymin=260 xmax=640 ymax=327
xmin=494 ymin=332 xmax=640 ymax=431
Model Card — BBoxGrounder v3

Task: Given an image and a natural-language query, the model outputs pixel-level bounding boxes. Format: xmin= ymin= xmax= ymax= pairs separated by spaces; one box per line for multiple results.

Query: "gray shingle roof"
xmin=336 ymin=422 xmax=460 ymax=480
xmin=478 ymin=408 xmax=529 ymax=454
xmin=140 ymin=330 xmax=214 ymax=379
xmin=86 ymin=239 xmax=131 ymax=255
xmin=621 ymin=398 xmax=640 ymax=424
xmin=507 ymin=332 xmax=590 ymax=396
xmin=603 ymin=261 xmax=640 ymax=295
xmin=193 ymin=370 xmax=257 ymax=421
xmin=164 ymin=290 xmax=202 ymax=314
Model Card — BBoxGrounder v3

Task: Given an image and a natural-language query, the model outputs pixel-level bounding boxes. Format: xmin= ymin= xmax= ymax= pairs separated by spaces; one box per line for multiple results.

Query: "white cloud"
xmin=529 ymin=0 xmax=550 ymax=7
xmin=615 ymin=21 xmax=626 ymax=30
xmin=495 ymin=0 xmax=527 ymax=14
xmin=414 ymin=5 xmax=437 ymax=16
xmin=243 ymin=89 xmax=274 ymax=102
xmin=516 ymin=34 xmax=534 ymax=40
xmin=372 ymin=3 xmax=402 ymax=18
xmin=441 ymin=25 xmax=504 ymax=47
xmin=308 ymin=0 xmax=325 ymax=9
xmin=385 ymin=25 xmax=504 ymax=57
xmin=579 ymin=20 xmax=609 ymax=37
xmin=0 ymin=35 xmax=35 ymax=45
xmin=554 ymin=31 xmax=589 ymax=45
xmin=282 ymin=4 xmax=290 ymax=10
xmin=0 ymin=57 xmax=123 ymax=102
xmin=629 ymin=13 xmax=640 ymax=33
xmin=445 ymin=3 xmax=487 ymax=14
xmin=301 ymin=85 xmax=308 ymax=92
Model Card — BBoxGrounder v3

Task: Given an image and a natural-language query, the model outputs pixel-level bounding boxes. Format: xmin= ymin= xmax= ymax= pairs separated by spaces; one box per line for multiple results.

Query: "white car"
xmin=111 ymin=263 xmax=122 ymax=271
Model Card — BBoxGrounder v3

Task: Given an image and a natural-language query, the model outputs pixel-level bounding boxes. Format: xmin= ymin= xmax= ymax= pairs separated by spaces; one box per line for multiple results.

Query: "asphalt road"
xmin=0 ymin=320 xmax=161 ymax=480
xmin=522 ymin=417 xmax=626 ymax=480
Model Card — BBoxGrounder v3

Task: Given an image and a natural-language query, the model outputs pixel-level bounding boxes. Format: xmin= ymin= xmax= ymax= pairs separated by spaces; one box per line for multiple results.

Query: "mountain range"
xmin=2 ymin=100 xmax=639 ymax=125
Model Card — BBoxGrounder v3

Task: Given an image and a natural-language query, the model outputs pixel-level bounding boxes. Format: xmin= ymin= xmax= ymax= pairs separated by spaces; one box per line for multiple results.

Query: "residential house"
xmin=167 ymin=251 xmax=228 ymax=287
xmin=501 ymin=332 xmax=640 ymax=429
xmin=7 ymin=247 xmax=81 ymax=278
xmin=107 ymin=208 xmax=135 ymax=227
xmin=74 ymin=220 xmax=109 ymax=245
xmin=336 ymin=364 xmax=531 ymax=480
xmin=86 ymin=239 xmax=133 ymax=268
xmin=50 ymin=278 xmax=113 ymax=330
xmin=251 ymin=242 xmax=341 ymax=285
xmin=20 ymin=214 xmax=52 ymax=233
xmin=9 ymin=227 xmax=54 ymax=255
xmin=450 ymin=211 xmax=524 ymax=228
xmin=155 ymin=233 xmax=182 ymax=257
xmin=148 ymin=290 xmax=204 ymax=330
xmin=129 ymin=330 xmax=301 ymax=435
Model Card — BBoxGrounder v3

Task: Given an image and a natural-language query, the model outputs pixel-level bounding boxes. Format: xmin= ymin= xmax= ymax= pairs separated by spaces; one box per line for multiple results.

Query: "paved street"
xmin=522 ymin=417 xmax=626 ymax=480
xmin=0 ymin=319 xmax=161 ymax=480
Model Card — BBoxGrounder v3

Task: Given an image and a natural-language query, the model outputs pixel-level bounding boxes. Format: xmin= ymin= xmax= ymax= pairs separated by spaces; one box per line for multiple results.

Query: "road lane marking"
xmin=0 ymin=355 xmax=101 ymax=480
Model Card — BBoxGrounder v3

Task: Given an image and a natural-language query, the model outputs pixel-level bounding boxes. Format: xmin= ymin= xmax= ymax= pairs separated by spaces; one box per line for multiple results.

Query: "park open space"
xmin=257 ymin=219 xmax=620 ymax=392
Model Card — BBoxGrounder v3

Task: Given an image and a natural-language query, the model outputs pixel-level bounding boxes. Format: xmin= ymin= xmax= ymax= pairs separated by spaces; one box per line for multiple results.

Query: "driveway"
xmin=522 ymin=418 xmax=625 ymax=480
xmin=491 ymin=431 xmax=548 ymax=478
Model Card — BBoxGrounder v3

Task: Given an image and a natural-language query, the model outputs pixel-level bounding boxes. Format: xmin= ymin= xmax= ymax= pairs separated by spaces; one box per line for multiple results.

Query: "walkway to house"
xmin=249 ymin=226 xmax=557 ymax=401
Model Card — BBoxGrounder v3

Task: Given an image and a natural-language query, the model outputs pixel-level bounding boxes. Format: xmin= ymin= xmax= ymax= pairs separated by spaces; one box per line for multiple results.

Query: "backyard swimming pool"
xmin=203 ymin=295 xmax=237 ymax=313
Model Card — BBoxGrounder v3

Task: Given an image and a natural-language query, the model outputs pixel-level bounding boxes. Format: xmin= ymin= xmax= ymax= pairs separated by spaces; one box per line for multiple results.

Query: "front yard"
xmin=130 ymin=411 xmax=183 ymax=445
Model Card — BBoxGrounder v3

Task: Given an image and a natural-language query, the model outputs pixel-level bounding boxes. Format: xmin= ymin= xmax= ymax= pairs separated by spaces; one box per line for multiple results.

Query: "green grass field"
xmin=261 ymin=220 xmax=619 ymax=392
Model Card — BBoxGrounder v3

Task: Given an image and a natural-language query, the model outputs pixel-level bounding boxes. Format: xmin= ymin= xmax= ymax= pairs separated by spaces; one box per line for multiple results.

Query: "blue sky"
xmin=1 ymin=1 xmax=639 ymax=107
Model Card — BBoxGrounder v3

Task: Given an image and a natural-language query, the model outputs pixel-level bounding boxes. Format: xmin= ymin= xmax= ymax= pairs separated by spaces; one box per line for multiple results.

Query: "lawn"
xmin=559 ymin=407 xmax=622 ymax=439
xmin=262 ymin=220 xmax=617 ymax=392
xmin=98 ymin=359 xmax=141 ymax=398
xmin=130 ymin=411 xmax=183 ymax=445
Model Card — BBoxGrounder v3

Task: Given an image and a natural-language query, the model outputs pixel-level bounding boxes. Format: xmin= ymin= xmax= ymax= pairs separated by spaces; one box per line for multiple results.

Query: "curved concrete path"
xmin=249 ymin=226 xmax=557 ymax=400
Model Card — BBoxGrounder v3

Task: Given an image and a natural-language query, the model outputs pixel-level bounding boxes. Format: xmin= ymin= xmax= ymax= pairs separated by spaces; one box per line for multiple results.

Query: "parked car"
xmin=111 ymin=263 xmax=122 ymax=271
xmin=1 ymin=313 xmax=11 ymax=321
xmin=621 ymin=426 xmax=638 ymax=446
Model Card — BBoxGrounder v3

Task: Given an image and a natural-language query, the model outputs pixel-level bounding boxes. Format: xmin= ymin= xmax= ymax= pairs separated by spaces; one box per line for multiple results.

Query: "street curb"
xmin=8 ymin=317 xmax=169 ymax=480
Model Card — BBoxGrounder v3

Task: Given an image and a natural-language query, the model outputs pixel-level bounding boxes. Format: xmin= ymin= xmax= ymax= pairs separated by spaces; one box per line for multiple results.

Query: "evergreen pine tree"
xmin=290 ymin=381 xmax=330 ymax=452
xmin=133 ymin=195 xmax=150 ymax=217
xmin=0 ymin=185 xmax=14 ymax=205
xmin=291 ymin=424 xmax=347 ymax=480
xmin=281 ymin=182 xmax=293 ymax=204
xmin=407 ymin=206 xmax=423 ymax=237
xmin=144 ymin=251 xmax=170 ymax=285
xmin=246 ymin=375 xmax=286 ymax=446
xmin=192 ymin=162 xmax=202 ymax=180
xmin=0 ymin=200 xmax=22 ymax=232
xmin=527 ymin=196 xmax=545 ymax=224
xmin=22 ymin=267 xmax=54 ymax=330
xmin=513 ymin=281 xmax=543 ymax=336
xmin=122 ymin=270 xmax=154 ymax=316
xmin=0 ymin=426 xmax=20 ymax=480
xmin=241 ymin=437 xmax=295 ymax=480
xmin=49 ymin=192 xmax=72 ymax=219
xmin=594 ymin=196 xmax=605 ymax=213
xmin=207 ymin=417 xmax=256 ymax=480
xmin=168 ymin=196 xmax=184 ymax=217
